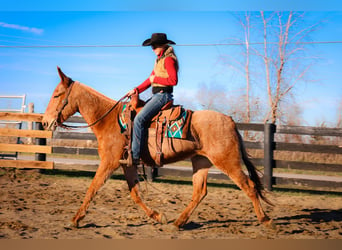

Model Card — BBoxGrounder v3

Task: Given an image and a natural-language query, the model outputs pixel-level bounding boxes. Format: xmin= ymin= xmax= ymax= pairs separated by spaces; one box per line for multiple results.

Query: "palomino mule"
xmin=42 ymin=67 xmax=274 ymax=229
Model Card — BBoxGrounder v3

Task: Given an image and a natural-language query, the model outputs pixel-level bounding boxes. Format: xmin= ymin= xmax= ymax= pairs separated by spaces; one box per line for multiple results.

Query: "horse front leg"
xmin=174 ymin=156 xmax=210 ymax=229
xmin=70 ymin=161 xmax=116 ymax=228
xmin=123 ymin=166 xmax=167 ymax=224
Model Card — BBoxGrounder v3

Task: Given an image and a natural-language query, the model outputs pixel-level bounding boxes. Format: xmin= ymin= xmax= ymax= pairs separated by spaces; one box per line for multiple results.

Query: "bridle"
xmin=55 ymin=81 xmax=128 ymax=129
xmin=55 ymin=80 xmax=75 ymax=127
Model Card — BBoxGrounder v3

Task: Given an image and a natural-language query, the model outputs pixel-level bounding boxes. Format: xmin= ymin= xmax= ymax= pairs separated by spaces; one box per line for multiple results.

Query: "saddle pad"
xmin=165 ymin=110 xmax=187 ymax=138
xmin=118 ymin=104 xmax=128 ymax=133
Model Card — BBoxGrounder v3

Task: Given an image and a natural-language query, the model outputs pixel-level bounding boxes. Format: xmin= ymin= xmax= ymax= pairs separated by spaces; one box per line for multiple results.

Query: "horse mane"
xmin=77 ymin=82 xmax=116 ymax=105
xmin=71 ymin=82 xmax=122 ymax=130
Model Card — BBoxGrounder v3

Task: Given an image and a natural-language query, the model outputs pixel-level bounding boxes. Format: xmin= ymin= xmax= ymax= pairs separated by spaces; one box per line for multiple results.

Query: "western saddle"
xmin=119 ymin=92 xmax=190 ymax=167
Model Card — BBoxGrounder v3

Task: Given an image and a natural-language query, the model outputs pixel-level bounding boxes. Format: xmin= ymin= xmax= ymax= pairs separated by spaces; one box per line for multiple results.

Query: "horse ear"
xmin=57 ymin=66 xmax=71 ymax=87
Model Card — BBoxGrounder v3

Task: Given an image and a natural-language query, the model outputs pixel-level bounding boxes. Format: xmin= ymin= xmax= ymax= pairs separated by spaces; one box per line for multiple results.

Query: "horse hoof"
xmin=159 ymin=213 xmax=168 ymax=224
xmin=172 ymin=222 xmax=182 ymax=231
xmin=65 ymin=221 xmax=78 ymax=229
xmin=172 ymin=223 xmax=180 ymax=231
xmin=264 ymin=219 xmax=276 ymax=230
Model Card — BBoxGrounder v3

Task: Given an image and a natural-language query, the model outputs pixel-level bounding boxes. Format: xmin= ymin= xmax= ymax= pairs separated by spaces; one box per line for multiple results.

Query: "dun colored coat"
xmin=42 ymin=67 xmax=274 ymax=229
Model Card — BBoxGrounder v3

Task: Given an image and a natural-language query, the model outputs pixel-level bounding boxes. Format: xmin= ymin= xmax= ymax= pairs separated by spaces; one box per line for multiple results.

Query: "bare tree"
xmin=260 ymin=11 xmax=273 ymax=123
xmin=195 ymin=82 xmax=230 ymax=113
xmin=279 ymin=101 xmax=305 ymax=143
xmin=217 ymin=12 xmax=256 ymax=123
xmin=337 ymin=98 xmax=342 ymax=128
xmin=260 ymin=11 xmax=320 ymax=124
xmin=242 ymin=12 xmax=251 ymax=124
xmin=205 ymin=11 xmax=320 ymax=126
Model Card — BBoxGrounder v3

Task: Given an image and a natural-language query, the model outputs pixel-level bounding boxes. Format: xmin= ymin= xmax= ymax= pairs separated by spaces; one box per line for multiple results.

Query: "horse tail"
xmin=235 ymin=127 xmax=274 ymax=206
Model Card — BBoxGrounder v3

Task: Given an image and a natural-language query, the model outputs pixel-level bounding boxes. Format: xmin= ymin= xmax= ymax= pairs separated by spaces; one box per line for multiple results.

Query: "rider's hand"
xmin=127 ymin=89 xmax=137 ymax=97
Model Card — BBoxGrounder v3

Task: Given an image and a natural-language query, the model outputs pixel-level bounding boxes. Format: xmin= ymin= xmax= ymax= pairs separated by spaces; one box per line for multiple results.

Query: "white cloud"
xmin=0 ymin=22 xmax=43 ymax=35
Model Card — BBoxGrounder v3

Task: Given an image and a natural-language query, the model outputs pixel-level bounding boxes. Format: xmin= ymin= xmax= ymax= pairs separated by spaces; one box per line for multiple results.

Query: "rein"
xmin=56 ymin=81 xmax=129 ymax=129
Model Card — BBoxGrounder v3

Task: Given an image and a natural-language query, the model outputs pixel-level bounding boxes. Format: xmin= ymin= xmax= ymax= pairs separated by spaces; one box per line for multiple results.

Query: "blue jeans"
xmin=132 ymin=92 xmax=173 ymax=160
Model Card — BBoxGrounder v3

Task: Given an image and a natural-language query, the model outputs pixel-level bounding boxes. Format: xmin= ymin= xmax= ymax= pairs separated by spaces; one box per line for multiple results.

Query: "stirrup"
xmin=119 ymin=158 xmax=140 ymax=167
xmin=120 ymin=147 xmax=134 ymax=167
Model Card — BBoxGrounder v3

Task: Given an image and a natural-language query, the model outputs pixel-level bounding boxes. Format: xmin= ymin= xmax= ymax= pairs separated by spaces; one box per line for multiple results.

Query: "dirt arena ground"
xmin=0 ymin=168 xmax=341 ymax=239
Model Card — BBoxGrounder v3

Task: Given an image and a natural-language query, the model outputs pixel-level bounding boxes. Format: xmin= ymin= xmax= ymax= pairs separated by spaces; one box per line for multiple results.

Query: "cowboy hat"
xmin=142 ymin=33 xmax=176 ymax=46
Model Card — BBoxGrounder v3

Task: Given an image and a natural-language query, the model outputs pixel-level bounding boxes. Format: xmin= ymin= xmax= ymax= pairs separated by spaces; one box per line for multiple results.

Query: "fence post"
xmin=27 ymin=103 xmax=34 ymax=144
xmin=264 ymin=123 xmax=275 ymax=191
xmin=35 ymin=122 xmax=46 ymax=161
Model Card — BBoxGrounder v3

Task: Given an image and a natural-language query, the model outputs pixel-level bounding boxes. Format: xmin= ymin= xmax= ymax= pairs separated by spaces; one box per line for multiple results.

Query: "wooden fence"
xmin=0 ymin=112 xmax=53 ymax=169
xmin=0 ymin=112 xmax=341 ymax=190
xmin=237 ymin=123 xmax=342 ymax=190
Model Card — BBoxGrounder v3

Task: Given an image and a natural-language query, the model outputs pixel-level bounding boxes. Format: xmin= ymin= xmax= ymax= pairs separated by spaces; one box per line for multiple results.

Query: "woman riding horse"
xmin=119 ymin=33 xmax=179 ymax=167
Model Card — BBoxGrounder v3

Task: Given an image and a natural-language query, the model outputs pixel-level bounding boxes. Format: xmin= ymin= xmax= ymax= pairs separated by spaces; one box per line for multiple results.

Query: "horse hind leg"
xmin=174 ymin=155 xmax=211 ymax=229
xmin=123 ymin=165 xmax=167 ymax=224
xmin=215 ymin=158 xmax=271 ymax=226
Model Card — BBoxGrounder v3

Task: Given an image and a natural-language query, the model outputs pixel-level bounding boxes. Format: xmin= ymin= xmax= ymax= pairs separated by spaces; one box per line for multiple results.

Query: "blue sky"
xmin=0 ymin=1 xmax=342 ymax=127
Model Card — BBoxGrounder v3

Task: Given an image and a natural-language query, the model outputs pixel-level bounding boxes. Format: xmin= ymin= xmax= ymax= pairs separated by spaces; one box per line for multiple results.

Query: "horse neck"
xmin=72 ymin=82 xmax=118 ymax=131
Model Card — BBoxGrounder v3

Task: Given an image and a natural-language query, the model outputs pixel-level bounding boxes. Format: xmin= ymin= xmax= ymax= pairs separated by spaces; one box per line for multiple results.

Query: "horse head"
xmin=42 ymin=67 xmax=78 ymax=131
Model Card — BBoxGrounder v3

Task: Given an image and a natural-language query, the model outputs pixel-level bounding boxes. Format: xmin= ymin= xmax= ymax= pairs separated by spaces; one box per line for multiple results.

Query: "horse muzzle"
xmin=42 ymin=118 xmax=57 ymax=131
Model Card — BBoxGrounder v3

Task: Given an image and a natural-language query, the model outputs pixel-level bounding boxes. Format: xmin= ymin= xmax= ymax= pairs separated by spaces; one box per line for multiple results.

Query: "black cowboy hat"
xmin=142 ymin=33 xmax=176 ymax=46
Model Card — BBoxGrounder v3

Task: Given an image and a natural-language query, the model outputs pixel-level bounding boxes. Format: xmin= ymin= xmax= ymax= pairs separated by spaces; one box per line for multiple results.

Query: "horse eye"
xmin=53 ymin=92 xmax=65 ymax=98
